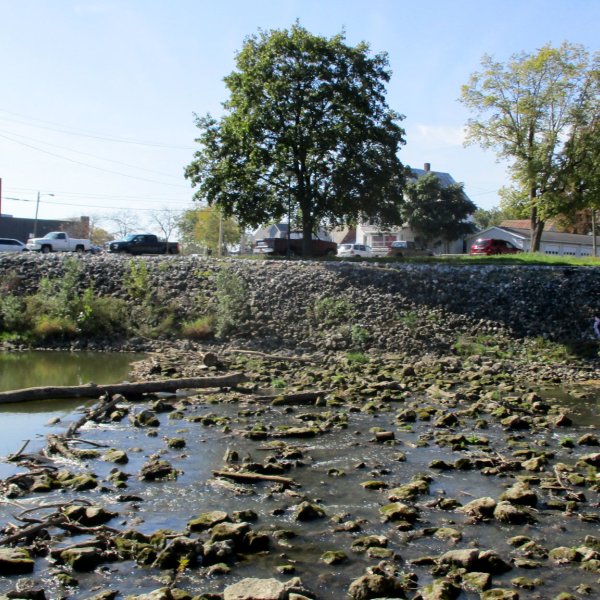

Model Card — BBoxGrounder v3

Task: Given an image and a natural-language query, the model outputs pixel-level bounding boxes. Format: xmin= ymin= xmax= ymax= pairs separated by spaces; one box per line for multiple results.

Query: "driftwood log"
xmin=212 ymin=470 xmax=295 ymax=486
xmin=0 ymin=373 xmax=248 ymax=405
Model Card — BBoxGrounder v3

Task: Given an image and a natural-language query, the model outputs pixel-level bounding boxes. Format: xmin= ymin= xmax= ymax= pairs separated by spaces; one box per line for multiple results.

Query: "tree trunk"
xmin=0 ymin=373 xmax=248 ymax=404
xmin=529 ymin=195 xmax=545 ymax=252
xmin=301 ymin=208 xmax=313 ymax=257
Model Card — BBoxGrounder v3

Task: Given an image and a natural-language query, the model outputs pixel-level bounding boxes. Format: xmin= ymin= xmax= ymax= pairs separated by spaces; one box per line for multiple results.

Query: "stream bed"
xmin=0 ymin=351 xmax=599 ymax=599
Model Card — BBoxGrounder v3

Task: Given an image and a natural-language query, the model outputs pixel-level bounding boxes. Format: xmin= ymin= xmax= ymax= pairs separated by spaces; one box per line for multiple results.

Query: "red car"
xmin=470 ymin=238 xmax=522 ymax=255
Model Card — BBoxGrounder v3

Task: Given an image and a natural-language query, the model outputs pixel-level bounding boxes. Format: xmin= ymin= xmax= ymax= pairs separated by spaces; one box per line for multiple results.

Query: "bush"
xmin=181 ymin=316 xmax=215 ymax=340
xmin=214 ymin=269 xmax=250 ymax=337
xmin=33 ymin=316 xmax=78 ymax=341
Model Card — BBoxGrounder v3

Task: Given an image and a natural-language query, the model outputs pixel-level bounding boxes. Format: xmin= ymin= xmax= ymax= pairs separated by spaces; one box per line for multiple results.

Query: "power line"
xmin=0 ymin=108 xmax=195 ymax=150
xmin=0 ymin=131 xmax=189 ymax=187
xmin=4 ymin=196 xmax=191 ymax=213
xmin=0 ymin=127 xmax=184 ymax=179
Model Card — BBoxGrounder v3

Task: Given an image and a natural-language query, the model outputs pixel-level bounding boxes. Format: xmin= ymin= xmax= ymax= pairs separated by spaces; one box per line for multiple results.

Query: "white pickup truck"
xmin=26 ymin=231 xmax=92 ymax=254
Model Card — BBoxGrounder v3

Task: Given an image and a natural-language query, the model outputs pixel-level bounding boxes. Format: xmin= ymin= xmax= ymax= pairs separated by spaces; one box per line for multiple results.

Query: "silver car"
xmin=0 ymin=238 xmax=28 ymax=252
xmin=337 ymin=243 xmax=374 ymax=258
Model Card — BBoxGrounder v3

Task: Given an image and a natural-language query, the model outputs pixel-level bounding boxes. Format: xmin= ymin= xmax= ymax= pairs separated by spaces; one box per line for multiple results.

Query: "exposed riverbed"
xmin=0 ymin=349 xmax=598 ymax=600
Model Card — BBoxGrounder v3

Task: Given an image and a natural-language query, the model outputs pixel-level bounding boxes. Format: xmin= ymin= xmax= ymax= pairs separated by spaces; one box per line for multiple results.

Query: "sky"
xmin=0 ymin=0 xmax=598 ymax=233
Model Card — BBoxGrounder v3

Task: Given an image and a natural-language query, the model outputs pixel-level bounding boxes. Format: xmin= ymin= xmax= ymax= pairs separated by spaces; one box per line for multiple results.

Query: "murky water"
xmin=0 ymin=358 xmax=599 ymax=599
xmin=0 ymin=351 xmax=144 ymax=474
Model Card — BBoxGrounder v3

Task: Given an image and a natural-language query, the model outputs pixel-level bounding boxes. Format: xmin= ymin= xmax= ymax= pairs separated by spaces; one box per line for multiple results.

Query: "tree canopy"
xmin=403 ymin=172 xmax=476 ymax=247
xmin=185 ymin=24 xmax=406 ymax=255
xmin=461 ymin=42 xmax=598 ymax=251
xmin=178 ymin=207 xmax=240 ymax=255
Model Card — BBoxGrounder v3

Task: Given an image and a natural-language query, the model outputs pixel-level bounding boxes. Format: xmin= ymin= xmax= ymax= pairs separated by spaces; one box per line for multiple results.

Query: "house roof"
xmin=473 ymin=225 xmax=599 ymax=246
xmin=500 ymin=219 xmax=558 ymax=231
xmin=410 ymin=167 xmax=457 ymax=189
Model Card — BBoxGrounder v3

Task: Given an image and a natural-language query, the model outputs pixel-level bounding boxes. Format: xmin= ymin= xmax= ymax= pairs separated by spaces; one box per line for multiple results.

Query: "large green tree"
xmin=403 ymin=172 xmax=476 ymax=248
xmin=461 ymin=43 xmax=597 ymax=251
xmin=185 ymin=24 xmax=406 ymax=255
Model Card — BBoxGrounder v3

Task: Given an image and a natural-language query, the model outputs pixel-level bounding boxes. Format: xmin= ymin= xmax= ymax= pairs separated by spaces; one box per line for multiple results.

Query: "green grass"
xmin=234 ymin=251 xmax=599 ymax=267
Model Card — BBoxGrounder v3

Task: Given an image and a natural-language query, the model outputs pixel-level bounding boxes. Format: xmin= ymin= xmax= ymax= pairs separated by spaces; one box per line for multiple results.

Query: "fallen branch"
xmin=268 ymin=391 xmax=328 ymax=406
xmin=0 ymin=373 xmax=248 ymax=405
xmin=212 ymin=469 xmax=295 ymax=486
xmin=0 ymin=514 xmax=67 ymax=546
xmin=228 ymin=349 xmax=316 ymax=364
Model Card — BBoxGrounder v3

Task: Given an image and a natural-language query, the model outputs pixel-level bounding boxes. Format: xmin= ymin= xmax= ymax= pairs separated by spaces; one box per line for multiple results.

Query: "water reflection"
xmin=0 ymin=351 xmax=144 ymax=470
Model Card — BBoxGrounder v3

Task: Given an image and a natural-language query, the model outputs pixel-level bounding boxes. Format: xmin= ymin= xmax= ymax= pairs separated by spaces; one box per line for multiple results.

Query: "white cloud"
xmin=411 ymin=124 xmax=466 ymax=148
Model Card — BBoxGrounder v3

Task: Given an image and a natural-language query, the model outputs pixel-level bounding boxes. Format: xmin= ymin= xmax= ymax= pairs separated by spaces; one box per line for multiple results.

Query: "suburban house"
xmin=468 ymin=221 xmax=599 ymax=257
xmin=252 ymin=223 xmax=334 ymax=244
xmin=355 ymin=163 xmax=471 ymax=254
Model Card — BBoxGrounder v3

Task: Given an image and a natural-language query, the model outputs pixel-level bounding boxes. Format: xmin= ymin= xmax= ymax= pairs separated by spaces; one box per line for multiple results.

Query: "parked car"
xmin=0 ymin=238 xmax=28 ymax=253
xmin=26 ymin=231 xmax=91 ymax=253
xmin=470 ymin=238 xmax=522 ymax=255
xmin=253 ymin=234 xmax=337 ymax=257
xmin=107 ymin=234 xmax=180 ymax=255
xmin=337 ymin=243 xmax=374 ymax=258
xmin=387 ymin=240 xmax=432 ymax=257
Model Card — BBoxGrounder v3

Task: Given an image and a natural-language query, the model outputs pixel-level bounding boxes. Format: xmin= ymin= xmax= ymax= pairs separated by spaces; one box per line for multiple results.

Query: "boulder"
xmin=0 ymin=547 xmax=35 ymax=575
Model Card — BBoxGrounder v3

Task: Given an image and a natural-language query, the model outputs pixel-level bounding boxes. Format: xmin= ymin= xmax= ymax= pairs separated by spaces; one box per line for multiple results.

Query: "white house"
xmin=468 ymin=223 xmax=599 ymax=257
xmin=355 ymin=163 xmax=470 ymax=254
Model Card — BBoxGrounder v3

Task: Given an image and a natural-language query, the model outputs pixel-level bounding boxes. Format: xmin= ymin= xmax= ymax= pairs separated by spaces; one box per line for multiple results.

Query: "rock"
xmin=461 ymin=571 xmax=491 ymax=592
xmin=187 ymin=510 xmax=229 ymax=532
xmin=493 ymin=501 xmax=535 ymax=525
xmin=458 ymin=497 xmax=496 ymax=520
xmin=577 ymin=433 xmax=600 ymax=446
xmin=223 ymin=577 xmax=311 ymax=600
xmin=293 ymin=501 xmax=326 ymax=521
xmin=379 ymin=502 xmax=418 ymax=523
xmin=577 ymin=453 xmax=600 ymax=467
xmin=0 ymin=548 xmax=35 ymax=575
xmin=152 ymin=536 xmax=200 ymax=570
xmin=347 ymin=573 xmax=407 ymax=600
xmin=210 ymin=521 xmax=250 ymax=546
xmin=351 ymin=535 xmax=388 ymax=552
xmin=438 ymin=549 xmax=479 ymax=570
xmin=59 ymin=546 xmax=103 ymax=571
xmin=130 ymin=409 xmax=160 ymax=427
xmin=321 ymin=550 xmax=347 ymax=565
xmin=203 ymin=539 xmax=235 ymax=565
xmin=500 ymin=482 xmax=538 ymax=507
xmin=125 ymin=589 xmax=191 ymax=600
xmin=102 ymin=448 xmax=129 ymax=464
xmin=548 ymin=546 xmax=581 ymax=564
xmin=480 ymin=590 xmax=519 ymax=599
xmin=63 ymin=504 xmax=118 ymax=526
xmin=419 ymin=578 xmax=461 ymax=600
xmin=139 ymin=459 xmax=178 ymax=481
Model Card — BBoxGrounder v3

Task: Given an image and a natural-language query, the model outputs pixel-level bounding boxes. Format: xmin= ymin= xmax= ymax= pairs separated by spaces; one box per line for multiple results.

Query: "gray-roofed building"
xmin=356 ymin=162 xmax=471 ymax=254
xmin=467 ymin=225 xmax=599 ymax=257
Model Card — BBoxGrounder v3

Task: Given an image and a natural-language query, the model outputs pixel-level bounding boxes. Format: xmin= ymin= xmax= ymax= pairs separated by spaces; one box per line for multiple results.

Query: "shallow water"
xmin=0 ymin=363 xmax=599 ymax=599
xmin=0 ymin=351 xmax=144 ymax=475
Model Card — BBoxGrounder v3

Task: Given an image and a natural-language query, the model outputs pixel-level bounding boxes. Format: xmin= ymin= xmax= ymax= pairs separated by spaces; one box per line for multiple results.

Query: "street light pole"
xmin=33 ymin=192 xmax=54 ymax=238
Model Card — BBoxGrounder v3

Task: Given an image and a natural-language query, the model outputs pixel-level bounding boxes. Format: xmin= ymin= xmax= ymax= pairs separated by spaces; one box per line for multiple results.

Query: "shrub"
xmin=181 ymin=316 xmax=216 ymax=340
xmin=0 ymin=295 xmax=27 ymax=332
xmin=33 ymin=316 xmax=77 ymax=340
xmin=214 ymin=269 xmax=250 ymax=337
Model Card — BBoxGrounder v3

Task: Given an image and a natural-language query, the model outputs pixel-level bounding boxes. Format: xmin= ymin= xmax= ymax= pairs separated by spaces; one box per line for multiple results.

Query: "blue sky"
xmin=1 ymin=0 xmax=598 ymax=229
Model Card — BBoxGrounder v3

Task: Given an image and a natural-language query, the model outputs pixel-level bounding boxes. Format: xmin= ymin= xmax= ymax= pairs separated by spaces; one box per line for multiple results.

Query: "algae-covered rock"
xmin=321 ymin=550 xmax=347 ymax=565
xmin=60 ymin=546 xmax=103 ymax=571
xmin=480 ymin=590 xmax=519 ymax=599
xmin=294 ymin=501 xmax=326 ymax=521
xmin=63 ymin=504 xmax=118 ymax=526
xmin=347 ymin=573 xmax=407 ymax=600
xmin=419 ymin=578 xmax=461 ymax=600
xmin=500 ymin=482 xmax=538 ymax=507
xmin=102 ymin=448 xmax=129 ymax=464
xmin=457 ymin=497 xmax=496 ymax=520
xmin=0 ymin=547 xmax=35 ymax=575
xmin=351 ymin=535 xmax=388 ymax=552
xmin=549 ymin=546 xmax=581 ymax=564
xmin=493 ymin=501 xmax=535 ymax=525
xmin=461 ymin=571 xmax=491 ymax=592
xmin=433 ymin=527 xmax=462 ymax=543
xmin=187 ymin=510 xmax=229 ymax=532
xmin=139 ymin=459 xmax=178 ymax=481
xmin=210 ymin=521 xmax=250 ymax=545
xmin=379 ymin=501 xmax=418 ymax=523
